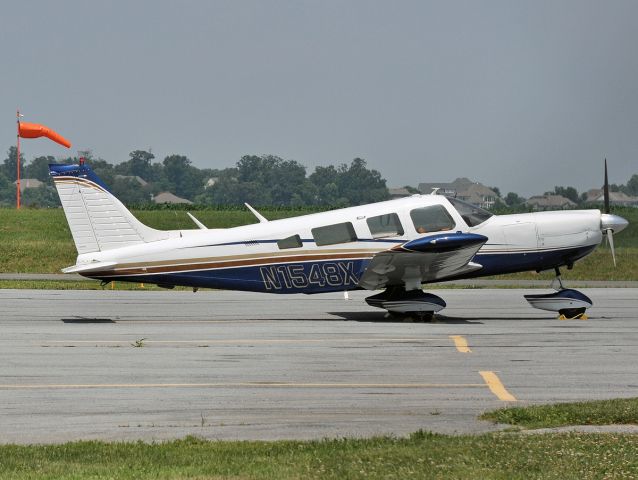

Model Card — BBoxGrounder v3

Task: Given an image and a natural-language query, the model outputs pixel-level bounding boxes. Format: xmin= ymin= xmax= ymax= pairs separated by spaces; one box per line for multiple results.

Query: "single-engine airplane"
xmin=49 ymin=160 xmax=628 ymax=319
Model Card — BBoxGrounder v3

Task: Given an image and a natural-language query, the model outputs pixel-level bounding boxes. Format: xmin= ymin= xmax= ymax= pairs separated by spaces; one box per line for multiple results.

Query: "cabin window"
xmin=446 ymin=196 xmax=493 ymax=227
xmin=277 ymin=234 xmax=303 ymax=249
xmin=312 ymin=222 xmax=357 ymax=246
xmin=367 ymin=213 xmax=404 ymax=238
xmin=410 ymin=205 xmax=455 ymax=234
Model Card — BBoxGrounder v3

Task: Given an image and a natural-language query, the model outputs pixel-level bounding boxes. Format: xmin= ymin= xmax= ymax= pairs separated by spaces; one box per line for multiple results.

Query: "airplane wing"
xmin=358 ymin=232 xmax=487 ymax=290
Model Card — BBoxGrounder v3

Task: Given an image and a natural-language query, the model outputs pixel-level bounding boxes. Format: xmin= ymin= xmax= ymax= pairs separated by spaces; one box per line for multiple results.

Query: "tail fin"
xmin=49 ymin=162 xmax=168 ymax=254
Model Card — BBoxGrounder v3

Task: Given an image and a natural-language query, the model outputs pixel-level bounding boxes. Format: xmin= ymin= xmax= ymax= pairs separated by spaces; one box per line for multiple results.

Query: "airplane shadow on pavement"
xmin=61 ymin=317 xmax=115 ymax=324
xmin=329 ymin=311 xmax=482 ymax=324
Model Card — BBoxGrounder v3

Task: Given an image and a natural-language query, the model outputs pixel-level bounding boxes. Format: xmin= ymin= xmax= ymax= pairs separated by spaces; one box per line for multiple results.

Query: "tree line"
xmin=0 ymin=147 xmax=390 ymax=208
xmin=1 ymin=145 xmax=636 ymax=210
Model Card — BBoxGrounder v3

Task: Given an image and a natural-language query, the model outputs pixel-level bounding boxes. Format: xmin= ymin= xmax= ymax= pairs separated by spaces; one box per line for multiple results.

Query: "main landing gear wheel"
xmin=367 ymin=287 xmax=445 ymax=322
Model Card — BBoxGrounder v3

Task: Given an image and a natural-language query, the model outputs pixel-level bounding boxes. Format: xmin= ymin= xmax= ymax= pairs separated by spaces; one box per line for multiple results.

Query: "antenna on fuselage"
xmin=245 ymin=203 xmax=268 ymax=223
xmin=187 ymin=212 xmax=208 ymax=230
xmin=431 ymin=187 xmax=440 ymax=195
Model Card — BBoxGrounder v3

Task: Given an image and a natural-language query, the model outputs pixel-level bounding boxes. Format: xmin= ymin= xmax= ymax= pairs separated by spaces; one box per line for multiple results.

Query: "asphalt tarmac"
xmin=0 ymin=288 xmax=637 ymax=444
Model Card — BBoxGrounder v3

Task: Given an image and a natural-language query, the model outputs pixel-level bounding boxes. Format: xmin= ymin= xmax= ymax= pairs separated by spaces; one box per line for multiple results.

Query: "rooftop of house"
xmin=418 ymin=177 xmax=475 ymax=194
xmin=152 ymin=191 xmax=193 ymax=204
xmin=388 ymin=187 xmax=413 ymax=197
xmin=417 ymin=178 xmax=499 ymax=206
xmin=584 ymin=188 xmax=638 ymax=204
xmin=526 ymin=194 xmax=576 ymax=207
xmin=458 ymin=182 xmax=498 ymax=197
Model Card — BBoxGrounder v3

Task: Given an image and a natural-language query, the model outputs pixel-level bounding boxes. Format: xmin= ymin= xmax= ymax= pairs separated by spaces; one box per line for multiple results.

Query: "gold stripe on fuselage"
xmin=89 ymin=251 xmax=376 ymax=277
xmin=111 ymin=247 xmax=382 ymax=269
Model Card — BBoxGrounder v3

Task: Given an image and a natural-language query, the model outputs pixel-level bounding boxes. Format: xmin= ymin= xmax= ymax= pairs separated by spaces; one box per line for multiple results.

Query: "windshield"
xmin=445 ymin=196 xmax=493 ymax=227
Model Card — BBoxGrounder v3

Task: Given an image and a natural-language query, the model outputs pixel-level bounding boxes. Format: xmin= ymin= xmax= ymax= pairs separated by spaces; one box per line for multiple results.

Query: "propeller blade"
xmin=603 ymin=158 xmax=610 ymax=214
xmin=607 ymin=228 xmax=616 ymax=267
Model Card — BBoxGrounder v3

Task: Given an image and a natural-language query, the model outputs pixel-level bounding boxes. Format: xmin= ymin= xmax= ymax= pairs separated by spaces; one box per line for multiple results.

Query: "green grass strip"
xmin=481 ymin=397 xmax=638 ymax=429
xmin=0 ymin=280 xmax=193 ymax=291
xmin=0 ymin=279 xmax=543 ymax=290
xmin=0 ymin=433 xmax=638 ymax=479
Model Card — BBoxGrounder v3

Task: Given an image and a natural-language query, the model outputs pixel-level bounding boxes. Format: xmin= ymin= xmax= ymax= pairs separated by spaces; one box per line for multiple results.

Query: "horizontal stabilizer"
xmin=62 ymin=261 xmax=118 ymax=274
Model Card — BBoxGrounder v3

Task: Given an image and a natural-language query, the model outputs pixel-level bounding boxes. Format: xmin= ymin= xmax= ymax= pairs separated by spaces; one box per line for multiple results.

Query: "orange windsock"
xmin=18 ymin=122 xmax=72 ymax=148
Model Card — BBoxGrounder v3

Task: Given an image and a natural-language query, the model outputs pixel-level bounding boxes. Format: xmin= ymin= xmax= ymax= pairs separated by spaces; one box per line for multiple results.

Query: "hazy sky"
xmin=1 ymin=0 xmax=637 ymax=196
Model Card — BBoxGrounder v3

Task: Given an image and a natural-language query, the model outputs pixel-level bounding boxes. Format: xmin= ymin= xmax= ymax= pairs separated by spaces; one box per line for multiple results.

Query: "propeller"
xmin=603 ymin=158 xmax=610 ymax=214
xmin=607 ymin=221 xmax=616 ymax=267
xmin=603 ymin=158 xmax=616 ymax=266
xmin=600 ymin=159 xmax=630 ymax=266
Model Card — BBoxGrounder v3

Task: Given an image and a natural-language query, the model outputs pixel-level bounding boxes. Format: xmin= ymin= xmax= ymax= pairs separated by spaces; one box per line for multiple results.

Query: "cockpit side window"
xmin=445 ymin=197 xmax=493 ymax=227
xmin=312 ymin=222 xmax=358 ymax=246
xmin=277 ymin=234 xmax=303 ymax=249
xmin=409 ymin=205 xmax=455 ymax=234
xmin=366 ymin=213 xmax=404 ymax=238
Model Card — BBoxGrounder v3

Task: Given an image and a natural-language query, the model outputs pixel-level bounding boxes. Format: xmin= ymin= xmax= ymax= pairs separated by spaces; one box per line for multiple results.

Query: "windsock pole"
xmin=16 ymin=110 xmax=21 ymax=210
xmin=15 ymin=114 xmax=71 ymax=209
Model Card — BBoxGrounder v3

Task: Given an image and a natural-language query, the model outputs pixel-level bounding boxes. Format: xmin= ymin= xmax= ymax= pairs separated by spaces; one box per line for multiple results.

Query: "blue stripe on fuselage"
xmin=95 ymin=258 xmax=370 ymax=294
xmin=454 ymin=244 xmax=598 ymax=280
xmin=89 ymin=244 xmax=598 ymax=293
xmin=197 ymin=238 xmax=404 ymax=248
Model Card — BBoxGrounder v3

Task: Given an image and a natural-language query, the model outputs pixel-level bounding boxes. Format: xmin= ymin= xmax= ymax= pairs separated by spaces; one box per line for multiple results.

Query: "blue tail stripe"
xmin=49 ymin=163 xmax=111 ymax=193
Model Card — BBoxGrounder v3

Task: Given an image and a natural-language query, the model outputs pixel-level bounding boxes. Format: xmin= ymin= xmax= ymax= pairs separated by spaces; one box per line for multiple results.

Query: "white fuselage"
xmin=73 ymin=195 xmax=605 ymax=293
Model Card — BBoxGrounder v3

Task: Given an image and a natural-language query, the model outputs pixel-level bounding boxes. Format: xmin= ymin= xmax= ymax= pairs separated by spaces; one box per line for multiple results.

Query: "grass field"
xmin=482 ymin=397 xmax=638 ymax=429
xmin=0 ymin=431 xmax=637 ymax=479
xmin=0 ymin=207 xmax=636 ymax=281
xmin=0 ymin=280 xmax=195 ymax=290
xmin=3 ymin=399 xmax=637 ymax=479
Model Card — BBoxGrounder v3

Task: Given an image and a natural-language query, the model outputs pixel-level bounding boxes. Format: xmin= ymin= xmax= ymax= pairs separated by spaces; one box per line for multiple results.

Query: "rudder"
xmin=49 ymin=162 xmax=167 ymax=254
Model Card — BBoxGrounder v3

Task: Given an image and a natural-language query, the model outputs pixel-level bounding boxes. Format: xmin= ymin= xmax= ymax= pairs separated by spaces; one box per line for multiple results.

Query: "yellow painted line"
xmin=41 ymin=337 xmax=441 ymax=346
xmin=479 ymin=371 xmax=517 ymax=402
xmin=0 ymin=382 xmax=485 ymax=390
xmin=450 ymin=335 xmax=471 ymax=353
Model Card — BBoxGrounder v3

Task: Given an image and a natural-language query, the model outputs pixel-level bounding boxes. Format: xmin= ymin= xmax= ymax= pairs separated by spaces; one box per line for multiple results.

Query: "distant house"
xmin=584 ymin=189 xmax=638 ymax=207
xmin=456 ymin=183 xmax=499 ymax=210
xmin=418 ymin=178 xmax=499 ymax=209
xmin=152 ymin=191 xmax=193 ymax=205
xmin=388 ymin=187 xmax=413 ymax=199
xmin=115 ymin=175 xmax=148 ymax=186
xmin=13 ymin=178 xmax=44 ymax=192
xmin=526 ymin=194 xmax=576 ymax=210
xmin=419 ymin=177 xmax=473 ymax=197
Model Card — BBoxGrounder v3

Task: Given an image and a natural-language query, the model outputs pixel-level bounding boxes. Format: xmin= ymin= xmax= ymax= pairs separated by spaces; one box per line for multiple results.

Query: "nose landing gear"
xmin=523 ymin=268 xmax=592 ymax=319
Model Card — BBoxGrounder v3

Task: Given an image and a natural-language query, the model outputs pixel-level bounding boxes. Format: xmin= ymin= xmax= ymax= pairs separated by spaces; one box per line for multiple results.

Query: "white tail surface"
xmin=53 ymin=177 xmax=168 ymax=254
